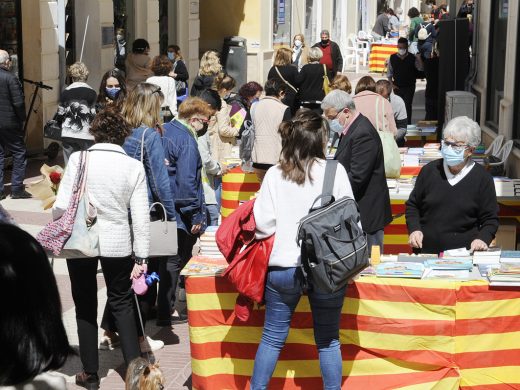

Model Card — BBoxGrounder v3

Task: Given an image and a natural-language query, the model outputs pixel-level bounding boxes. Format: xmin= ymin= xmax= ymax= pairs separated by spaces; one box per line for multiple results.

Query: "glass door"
xmin=0 ymin=0 xmax=23 ymax=79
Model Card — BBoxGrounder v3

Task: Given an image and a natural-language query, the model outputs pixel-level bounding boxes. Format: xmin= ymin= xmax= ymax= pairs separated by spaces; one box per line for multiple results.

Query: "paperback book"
xmin=375 ymin=262 xmax=425 ymax=279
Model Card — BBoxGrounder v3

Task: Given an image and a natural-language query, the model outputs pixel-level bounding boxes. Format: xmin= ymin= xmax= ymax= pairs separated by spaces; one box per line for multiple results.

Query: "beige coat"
xmin=209 ymin=98 xmax=239 ymax=163
xmin=251 ymin=97 xmax=288 ymax=165
xmin=353 ymin=90 xmax=397 ymax=136
xmin=125 ymin=53 xmax=153 ymax=90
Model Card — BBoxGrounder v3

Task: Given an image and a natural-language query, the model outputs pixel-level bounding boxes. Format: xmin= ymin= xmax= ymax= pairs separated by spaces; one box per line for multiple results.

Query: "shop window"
xmin=305 ymin=0 xmax=319 ymax=47
xmin=0 ymin=0 xmax=23 ymax=79
xmin=486 ymin=0 xmax=508 ymax=132
xmin=273 ymin=0 xmax=292 ymax=48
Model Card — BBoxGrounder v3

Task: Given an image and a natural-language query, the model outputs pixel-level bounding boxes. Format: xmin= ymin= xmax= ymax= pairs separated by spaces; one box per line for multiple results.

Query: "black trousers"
xmin=394 ymin=85 xmax=416 ymax=125
xmin=67 ymin=256 xmax=140 ymax=374
xmin=0 ymin=127 xmax=27 ymax=193
xmin=423 ymin=57 xmax=439 ymax=121
xmin=157 ymin=229 xmax=197 ymax=321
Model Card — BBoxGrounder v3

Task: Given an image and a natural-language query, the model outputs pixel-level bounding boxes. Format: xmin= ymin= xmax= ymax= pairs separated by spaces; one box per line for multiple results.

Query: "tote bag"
xmin=375 ymin=97 xmax=401 ymax=178
xmin=322 ymin=64 xmax=331 ymax=95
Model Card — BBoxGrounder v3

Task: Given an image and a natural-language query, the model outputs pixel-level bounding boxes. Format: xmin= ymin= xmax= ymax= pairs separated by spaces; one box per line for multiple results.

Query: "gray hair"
xmin=443 ymin=116 xmax=481 ymax=147
xmin=0 ymin=50 xmax=9 ymax=65
xmin=321 ymin=89 xmax=356 ymax=112
xmin=320 ymin=29 xmax=330 ymax=37
xmin=308 ymin=47 xmax=323 ymax=62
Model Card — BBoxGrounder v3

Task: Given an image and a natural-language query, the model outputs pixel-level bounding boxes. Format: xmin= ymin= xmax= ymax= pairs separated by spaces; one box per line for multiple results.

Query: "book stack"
xmin=500 ymin=251 xmax=520 ymax=263
xmin=473 ymin=248 xmax=502 ymax=265
xmin=375 ymin=262 xmax=425 ymax=279
xmin=198 ymin=226 xmax=224 ymax=258
xmin=493 ymin=178 xmax=520 ymax=197
xmin=419 ymin=147 xmax=442 ymax=166
xmin=488 ymin=263 xmax=520 ymax=286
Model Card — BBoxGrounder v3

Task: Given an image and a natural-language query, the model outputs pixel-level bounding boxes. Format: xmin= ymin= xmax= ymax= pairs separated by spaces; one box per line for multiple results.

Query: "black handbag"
xmin=43 ymin=114 xmax=62 ymax=141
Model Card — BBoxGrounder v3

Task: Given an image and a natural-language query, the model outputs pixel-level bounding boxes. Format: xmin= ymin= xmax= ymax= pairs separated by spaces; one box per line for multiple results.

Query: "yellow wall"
xmin=199 ymin=0 xmax=261 ymax=54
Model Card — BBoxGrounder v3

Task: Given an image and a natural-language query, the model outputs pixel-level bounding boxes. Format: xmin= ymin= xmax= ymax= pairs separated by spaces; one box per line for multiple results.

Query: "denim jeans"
xmin=367 ymin=229 xmax=384 ymax=254
xmin=214 ymin=176 xmax=222 ymax=210
xmin=206 ymin=203 xmax=219 ymax=226
xmin=250 ymin=267 xmax=346 ymax=390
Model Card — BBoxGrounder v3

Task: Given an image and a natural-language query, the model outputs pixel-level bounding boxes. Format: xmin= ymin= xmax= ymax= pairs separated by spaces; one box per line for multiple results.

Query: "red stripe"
xmin=192 ymin=369 xmax=459 ymax=390
xmin=456 ymin=349 xmax=520 ymax=369
xmin=383 ymin=244 xmax=413 ymax=254
xmin=457 ymin=284 xmax=520 ymax=302
xmin=186 ymin=275 xmax=236 ymax=294
xmin=391 ymin=204 xmax=406 ymax=214
xmin=221 ymin=199 xmax=239 ymax=209
xmin=456 ymin=316 xmax=520 ymax=336
xmin=401 ymin=167 xmax=422 ymax=175
xmin=384 ymin=224 xmax=409 ymax=234
xmin=190 ymin=341 xmax=453 ymax=366
xmin=460 ymin=385 xmax=520 ymax=390
xmin=221 ymin=183 xmax=261 ymax=192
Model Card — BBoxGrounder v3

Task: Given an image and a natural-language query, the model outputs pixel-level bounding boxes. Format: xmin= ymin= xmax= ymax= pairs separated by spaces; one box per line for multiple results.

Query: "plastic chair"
xmin=487 ymin=139 xmax=513 ymax=172
xmin=485 ymin=134 xmax=504 ymax=156
xmin=342 ymin=36 xmax=359 ymax=73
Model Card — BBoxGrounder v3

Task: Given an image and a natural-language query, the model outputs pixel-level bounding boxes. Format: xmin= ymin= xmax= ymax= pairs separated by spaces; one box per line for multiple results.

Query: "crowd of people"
xmin=0 ymin=2 xmax=493 ymax=389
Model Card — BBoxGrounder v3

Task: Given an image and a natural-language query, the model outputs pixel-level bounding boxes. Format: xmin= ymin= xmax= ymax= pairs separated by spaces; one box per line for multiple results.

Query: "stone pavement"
xmin=1 ymin=163 xmax=193 ymax=390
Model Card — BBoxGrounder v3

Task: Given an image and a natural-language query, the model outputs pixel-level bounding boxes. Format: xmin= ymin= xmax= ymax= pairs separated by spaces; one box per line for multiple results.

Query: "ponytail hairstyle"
xmin=278 ymin=108 xmax=329 ymax=185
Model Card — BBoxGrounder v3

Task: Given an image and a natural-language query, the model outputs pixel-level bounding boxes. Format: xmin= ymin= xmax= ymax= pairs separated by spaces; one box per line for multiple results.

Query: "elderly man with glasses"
xmin=406 ymin=116 xmax=499 ymax=254
xmin=0 ymin=49 xmax=31 ymax=199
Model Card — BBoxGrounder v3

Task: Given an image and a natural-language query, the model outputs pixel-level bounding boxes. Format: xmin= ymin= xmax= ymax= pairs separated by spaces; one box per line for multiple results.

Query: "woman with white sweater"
xmin=250 ymin=109 xmax=355 ymax=390
xmin=53 ymin=108 xmax=149 ymax=390
xmin=146 ymin=55 xmax=177 ymax=122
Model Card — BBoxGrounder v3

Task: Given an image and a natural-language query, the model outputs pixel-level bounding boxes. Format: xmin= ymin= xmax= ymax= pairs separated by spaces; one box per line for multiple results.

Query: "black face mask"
xmin=197 ymin=123 xmax=209 ymax=137
xmin=321 ymin=39 xmax=330 ymax=46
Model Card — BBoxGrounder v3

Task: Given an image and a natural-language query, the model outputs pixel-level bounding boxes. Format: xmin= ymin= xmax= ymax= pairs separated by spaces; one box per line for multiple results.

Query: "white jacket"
xmin=146 ymin=75 xmax=178 ymax=116
xmin=53 ymin=144 xmax=150 ymax=258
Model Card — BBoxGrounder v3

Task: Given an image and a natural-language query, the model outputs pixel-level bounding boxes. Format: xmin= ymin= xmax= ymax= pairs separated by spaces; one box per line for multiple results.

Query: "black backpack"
xmin=296 ymin=161 xmax=369 ymax=293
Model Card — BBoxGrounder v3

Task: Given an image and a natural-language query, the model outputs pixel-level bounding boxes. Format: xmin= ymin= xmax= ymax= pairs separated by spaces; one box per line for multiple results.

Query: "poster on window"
xmin=500 ymin=0 xmax=509 ymax=19
xmin=277 ymin=0 xmax=286 ymax=24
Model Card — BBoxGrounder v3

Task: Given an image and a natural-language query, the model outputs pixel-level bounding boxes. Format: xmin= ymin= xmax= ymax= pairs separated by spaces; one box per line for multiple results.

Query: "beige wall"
xmin=176 ymin=0 xmax=200 ymax=86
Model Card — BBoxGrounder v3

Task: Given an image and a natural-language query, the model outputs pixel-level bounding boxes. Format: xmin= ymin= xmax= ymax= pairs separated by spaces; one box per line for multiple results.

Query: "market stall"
xmin=186 ymin=270 xmax=520 ymax=389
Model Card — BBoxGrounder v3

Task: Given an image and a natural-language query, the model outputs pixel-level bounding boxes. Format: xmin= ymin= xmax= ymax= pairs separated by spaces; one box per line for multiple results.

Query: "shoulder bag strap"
xmin=140 ymin=127 xmax=148 ymax=163
xmin=375 ymin=97 xmax=380 ymax=131
xmin=274 ymin=66 xmax=298 ymax=93
xmin=321 ymin=160 xmax=338 ymax=206
xmin=323 ymin=64 xmax=327 ymax=78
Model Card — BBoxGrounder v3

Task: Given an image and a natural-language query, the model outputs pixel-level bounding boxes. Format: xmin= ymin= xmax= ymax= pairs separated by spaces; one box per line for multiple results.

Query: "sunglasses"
xmin=152 ymin=87 xmax=161 ymax=95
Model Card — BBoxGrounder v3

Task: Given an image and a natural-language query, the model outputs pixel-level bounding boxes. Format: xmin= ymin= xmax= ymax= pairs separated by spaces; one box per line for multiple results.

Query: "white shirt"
xmin=146 ymin=75 xmax=178 ymax=116
xmin=443 ymin=159 xmax=475 ymax=186
xmin=254 ymin=160 xmax=355 ymax=267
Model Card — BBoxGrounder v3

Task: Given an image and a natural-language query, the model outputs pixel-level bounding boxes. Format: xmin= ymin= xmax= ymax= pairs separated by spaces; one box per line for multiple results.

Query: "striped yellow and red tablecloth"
xmin=187 ymin=275 xmax=520 ymax=389
xmin=369 ymin=43 xmax=398 ymax=73
xmin=221 ymin=166 xmax=260 ymax=219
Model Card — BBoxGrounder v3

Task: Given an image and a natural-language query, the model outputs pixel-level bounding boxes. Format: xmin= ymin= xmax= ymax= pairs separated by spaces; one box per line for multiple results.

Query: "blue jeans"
xmin=214 ymin=176 xmax=222 ymax=210
xmin=250 ymin=267 xmax=345 ymax=390
xmin=206 ymin=203 xmax=219 ymax=226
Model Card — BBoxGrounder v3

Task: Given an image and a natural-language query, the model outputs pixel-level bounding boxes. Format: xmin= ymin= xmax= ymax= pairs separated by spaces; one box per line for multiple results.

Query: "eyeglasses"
xmin=152 ymin=87 xmax=161 ymax=95
xmin=442 ymin=139 xmax=469 ymax=152
xmin=192 ymin=117 xmax=209 ymax=124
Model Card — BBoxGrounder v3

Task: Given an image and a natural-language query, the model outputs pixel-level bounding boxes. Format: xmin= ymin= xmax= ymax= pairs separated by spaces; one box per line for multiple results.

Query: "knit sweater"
xmin=405 ymin=159 xmax=499 ymax=254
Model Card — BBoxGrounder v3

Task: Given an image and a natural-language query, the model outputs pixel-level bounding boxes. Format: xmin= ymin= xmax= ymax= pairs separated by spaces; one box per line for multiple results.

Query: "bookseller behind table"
xmin=184 ymin=257 xmax=520 ymax=390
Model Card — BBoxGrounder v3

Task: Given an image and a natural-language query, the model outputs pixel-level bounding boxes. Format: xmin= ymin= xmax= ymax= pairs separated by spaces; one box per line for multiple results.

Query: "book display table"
xmin=221 ymin=166 xmax=260 ymax=219
xmin=369 ymin=43 xmax=398 ymax=73
xmin=186 ymin=272 xmax=520 ymax=389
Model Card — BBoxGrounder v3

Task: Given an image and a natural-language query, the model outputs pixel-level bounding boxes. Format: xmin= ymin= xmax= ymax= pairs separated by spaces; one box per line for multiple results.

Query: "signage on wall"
xmin=102 ymin=26 xmax=114 ymax=47
xmin=277 ymin=0 xmax=286 ymax=25
xmin=500 ymin=0 xmax=509 ymax=19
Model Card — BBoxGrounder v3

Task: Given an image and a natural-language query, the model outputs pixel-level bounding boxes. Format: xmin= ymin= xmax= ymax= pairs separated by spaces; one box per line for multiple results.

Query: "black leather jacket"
xmin=0 ymin=67 xmax=26 ymax=130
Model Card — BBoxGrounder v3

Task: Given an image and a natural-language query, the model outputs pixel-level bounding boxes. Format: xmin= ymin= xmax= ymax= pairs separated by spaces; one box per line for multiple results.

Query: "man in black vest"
xmin=387 ymin=38 xmax=418 ymax=124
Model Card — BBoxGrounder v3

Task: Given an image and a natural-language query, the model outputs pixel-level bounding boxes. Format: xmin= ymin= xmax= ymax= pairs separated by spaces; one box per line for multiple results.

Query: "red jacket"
xmin=216 ymin=199 xmax=274 ymax=306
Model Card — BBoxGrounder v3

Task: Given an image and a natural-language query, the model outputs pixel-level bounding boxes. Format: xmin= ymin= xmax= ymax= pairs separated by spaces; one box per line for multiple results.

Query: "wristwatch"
xmin=134 ymin=257 xmax=149 ymax=265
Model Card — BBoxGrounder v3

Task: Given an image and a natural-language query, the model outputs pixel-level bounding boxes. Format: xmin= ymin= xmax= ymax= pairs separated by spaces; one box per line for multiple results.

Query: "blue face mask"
xmin=105 ymin=87 xmax=121 ymax=100
xmin=167 ymin=52 xmax=175 ymax=61
xmin=441 ymin=143 xmax=466 ymax=167
xmin=328 ymin=119 xmax=344 ymax=134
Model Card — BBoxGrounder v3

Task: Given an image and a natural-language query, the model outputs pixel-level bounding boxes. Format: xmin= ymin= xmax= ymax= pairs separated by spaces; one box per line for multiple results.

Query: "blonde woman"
xmin=268 ymin=47 xmax=298 ymax=114
xmin=191 ymin=50 xmax=222 ymax=96
xmin=99 ymin=83 xmax=174 ymax=351
xmin=291 ymin=33 xmax=309 ymax=70
xmin=330 ymin=74 xmax=353 ymax=94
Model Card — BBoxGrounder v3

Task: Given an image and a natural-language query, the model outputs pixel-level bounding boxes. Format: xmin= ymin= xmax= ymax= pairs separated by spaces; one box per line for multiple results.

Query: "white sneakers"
xmin=140 ymin=336 xmax=165 ymax=353
xmin=99 ymin=334 xmax=120 ymax=350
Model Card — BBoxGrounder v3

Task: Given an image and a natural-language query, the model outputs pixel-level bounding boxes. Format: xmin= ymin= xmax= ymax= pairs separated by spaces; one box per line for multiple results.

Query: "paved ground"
xmin=1 ymin=66 xmax=426 ymax=390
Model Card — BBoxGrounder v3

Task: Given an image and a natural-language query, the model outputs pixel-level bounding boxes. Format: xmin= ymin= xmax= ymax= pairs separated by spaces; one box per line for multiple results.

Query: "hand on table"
xmin=470 ymin=239 xmax=488 ymax=253
xmin=409 ymin=231 xmax=423 ymax=249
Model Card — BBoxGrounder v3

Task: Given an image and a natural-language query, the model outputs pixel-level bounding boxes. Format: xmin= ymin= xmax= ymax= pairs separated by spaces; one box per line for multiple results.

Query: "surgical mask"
xmin=167 ymin=52 xmax=175 ymax=61
xmin=223 ymin=93 xmax=231 ymax=100
xmin=197 ymin=123 xmax=209 ymax=137
xmin=105 ymin=86 xmax=121 ymax=100
xmin=294 ymin=39 xmax=302 ymax=48
xmin=116 ymin=34 xmax=123 ymax=41
xmin=328 ymin=119 xmax=344 ymax=134
xmin=441 ymin=143 xmax=466 ymax=167
xmin=398 ymin=49 xmax=407 ymax=56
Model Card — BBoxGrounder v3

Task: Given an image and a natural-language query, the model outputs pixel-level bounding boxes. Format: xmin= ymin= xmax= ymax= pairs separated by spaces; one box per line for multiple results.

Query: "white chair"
xmin=356 ymin=31 xmax=371 ymax=66
xmin=487 ymin=139 xmax=513 ymax=173
xmin=485 ymin=134 xmax=504 ymax=157
xmin=342 ymin=36 xmax=359 ymax=73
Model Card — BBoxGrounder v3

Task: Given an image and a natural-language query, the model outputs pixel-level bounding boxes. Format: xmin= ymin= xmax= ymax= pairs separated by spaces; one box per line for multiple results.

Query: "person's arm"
xmin=9 ymin=75 xmax=26 ymax=123
xmin=52 ymin=152 xmax=79 ymax=219
xmin=130 ymin=164 xmax=150 ymax=259
xmin=197 ymin=133 xmax=221 ymax=176
xmin=145 ymin=132 xmax=176 ymax=220
xmin=476 ymin=173 xmax=499 ymax=245
xmin=174 ymin=60 xmax=189 ymax=82
xmin=334 ymin=43 xmax=344 ymax=75
xmin=217 ymin=101 xmax=239 ymax=138
xmin=387 ymin=59 xmax=394 ymax=82
xmin=295 ymin=66 xmax=306 ymax=87
xmin=346 ymin=131 xmax=378 ymax=196
xmin=395 ymin=117 xmax=408 ymax=130
xmin=253 ymin=169 xmax=276 ymax=239
xmin=282 ymin=107 xmax=292 ymax=121
xmin=175 ymin=139 xmax=205 ymax=227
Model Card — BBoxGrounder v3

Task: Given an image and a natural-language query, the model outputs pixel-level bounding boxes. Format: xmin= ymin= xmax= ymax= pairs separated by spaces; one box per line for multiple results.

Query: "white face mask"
xmin=398 ymin=49 xmax=407 ymax=56
xmin=294 ymin=39 xmax=302 ymax=48
xmin=116 ymin=34 xmax=123 ymax=41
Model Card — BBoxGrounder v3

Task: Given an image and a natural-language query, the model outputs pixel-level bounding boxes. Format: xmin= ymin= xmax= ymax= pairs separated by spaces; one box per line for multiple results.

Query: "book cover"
xmin=181 ymin=256 xmax=228 ymax=276
xmin=424 ymin=258 xmax=473 ymax=270
xmin=423 ymin=269 xmax=471 ymax=280
xmin=375 ymin=262 xmax=425 ymax=279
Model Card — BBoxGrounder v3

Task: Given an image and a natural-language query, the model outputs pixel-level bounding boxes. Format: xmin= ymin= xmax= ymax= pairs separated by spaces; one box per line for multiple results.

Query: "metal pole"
xmin=79 ymin=15 xmax=89 ymax=63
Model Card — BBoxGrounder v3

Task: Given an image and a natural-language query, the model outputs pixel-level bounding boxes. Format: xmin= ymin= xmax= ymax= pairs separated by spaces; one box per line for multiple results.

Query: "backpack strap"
xmin=321 ymin=160 xmax=338 ymax=206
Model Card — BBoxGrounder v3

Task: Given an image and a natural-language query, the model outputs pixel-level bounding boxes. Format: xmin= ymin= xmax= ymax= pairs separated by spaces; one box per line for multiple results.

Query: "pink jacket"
xmin=353 ymin=91 xmax=397 ymax=136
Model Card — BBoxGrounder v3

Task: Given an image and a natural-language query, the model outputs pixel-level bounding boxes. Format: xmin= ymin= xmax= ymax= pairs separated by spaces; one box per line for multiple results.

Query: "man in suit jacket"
xmin=322 ymin=90 xmax=392 ymax=252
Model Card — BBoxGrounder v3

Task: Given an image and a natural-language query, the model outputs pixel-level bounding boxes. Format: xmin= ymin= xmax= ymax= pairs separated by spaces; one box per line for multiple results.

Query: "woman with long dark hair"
xmin=96 ymin=68 xmax=127 ymax=110
xmin=250 ymin=109 xmax=355 ymax=389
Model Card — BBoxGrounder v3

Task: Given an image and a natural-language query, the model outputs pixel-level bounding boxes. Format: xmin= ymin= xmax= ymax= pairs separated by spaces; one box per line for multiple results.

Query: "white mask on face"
xmin=398 ymin=49 xmax=407 ymax=56
xmin=116 ymin=34 xmax=123 ymax=41
xmin=294 ymin=39 xmax=302 ymax=48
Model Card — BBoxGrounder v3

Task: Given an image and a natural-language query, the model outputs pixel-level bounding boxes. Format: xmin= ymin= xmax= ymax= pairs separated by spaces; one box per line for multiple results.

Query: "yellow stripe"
xmin=187 ymin=292 xmax=455 ymax=321
xmin=192 ymin=355 xmax=446 ymax=378
xmin=457 ymin=297 xmax=520 ymax=320
xmin=384 ymin=234 xmax=410 ymax=244
xmin=189 ymin=325 xmax=453 ymax=354
xmin=460 ymin=366 xmax=520 ymax=386
xmin=220 ymin=207 xmax=233 ymax=217
xmin=456 ymin=331 xmax=520 ymax=353
xmin=221 ymin=190 xmax=258 ymax=201
xmin=222 ymin=173 xmax=259 ymax=183
xmin=397 ymin=377 xmax=460 ymax=390
xmin=354 ymin=276 xmax=458 ymax=290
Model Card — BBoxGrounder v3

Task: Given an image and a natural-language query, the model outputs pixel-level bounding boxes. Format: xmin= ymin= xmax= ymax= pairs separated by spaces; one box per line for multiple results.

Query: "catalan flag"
xmin=369 ymin=43 xmax=398 ymax=74
xmin=187 ymin=276 xmax=520 ymax=389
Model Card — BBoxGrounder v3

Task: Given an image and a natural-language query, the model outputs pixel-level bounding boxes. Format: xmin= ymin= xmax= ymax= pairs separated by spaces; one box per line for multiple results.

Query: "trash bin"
xmin=221 ymin=36 xmax=247 ymax=91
